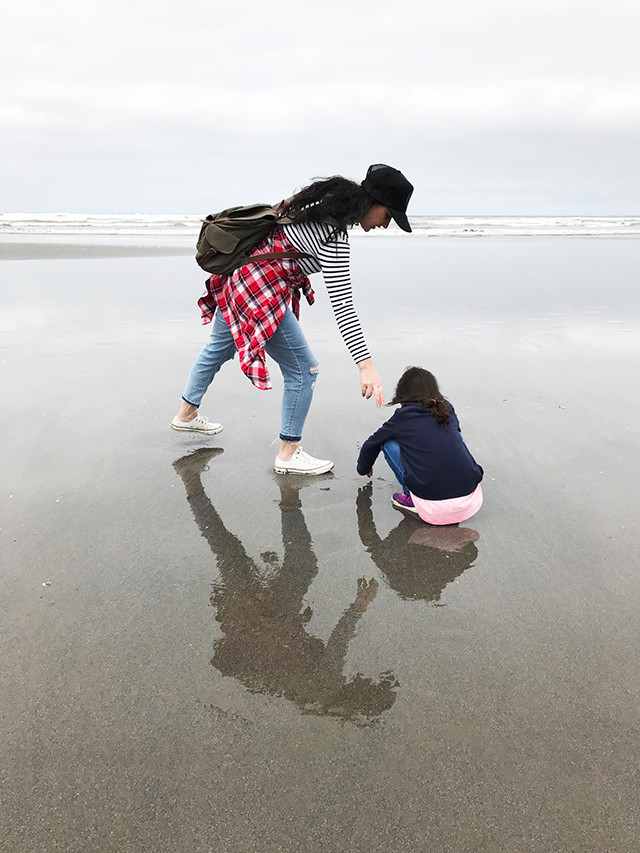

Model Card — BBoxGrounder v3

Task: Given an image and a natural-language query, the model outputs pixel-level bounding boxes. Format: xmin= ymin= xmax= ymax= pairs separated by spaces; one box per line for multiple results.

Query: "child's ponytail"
xmin=427 ymin=396 xmax=450 ymax=425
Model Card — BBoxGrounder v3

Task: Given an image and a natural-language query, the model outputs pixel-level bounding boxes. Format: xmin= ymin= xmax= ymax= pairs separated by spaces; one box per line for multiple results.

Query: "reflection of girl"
xmin=356 ymin=483 xmax=479 ymax=603
xmin=357 ymin=367 xmax=484 ymax=525
xmin=172 ymin=164 xmax=414 ymax=476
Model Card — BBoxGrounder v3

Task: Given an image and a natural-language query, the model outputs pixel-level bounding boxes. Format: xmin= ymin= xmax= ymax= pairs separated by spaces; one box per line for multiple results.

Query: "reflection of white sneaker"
xmin=171 ymin=414 xmax=223 ymax=435
xmin=172 ymin=447 xmax=224 ymax=478
xmin=274 ymin=447 xmax=334 ymax=475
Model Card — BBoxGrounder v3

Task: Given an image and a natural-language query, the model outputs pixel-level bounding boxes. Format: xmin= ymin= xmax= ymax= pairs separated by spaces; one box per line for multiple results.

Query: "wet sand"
xmin=0 ymin=242 xmax=192 ymax=260
xmin=2 ymin=237 xmax=640 ymax=852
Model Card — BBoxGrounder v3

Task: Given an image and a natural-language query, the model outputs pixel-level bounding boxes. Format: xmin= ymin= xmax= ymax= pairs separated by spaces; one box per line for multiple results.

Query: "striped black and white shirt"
xmin=281 ymin=220 xmax=370 ymax=364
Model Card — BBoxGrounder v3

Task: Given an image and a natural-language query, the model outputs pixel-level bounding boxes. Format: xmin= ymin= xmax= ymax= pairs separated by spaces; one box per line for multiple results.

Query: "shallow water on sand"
xmin=2 ymin=238 xmax=639 ymax=852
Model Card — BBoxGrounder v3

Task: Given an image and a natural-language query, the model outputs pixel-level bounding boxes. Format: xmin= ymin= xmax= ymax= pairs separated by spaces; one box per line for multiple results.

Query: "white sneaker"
xmin=171 ymin=414 xmax=223 ymax=435
xmin=274 ymin=447 xmax=334 ymax=475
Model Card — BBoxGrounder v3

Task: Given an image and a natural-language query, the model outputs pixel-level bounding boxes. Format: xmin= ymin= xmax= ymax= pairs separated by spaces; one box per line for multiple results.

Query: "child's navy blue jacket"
xmin=357 ymin=401 xmax=483 ymax=501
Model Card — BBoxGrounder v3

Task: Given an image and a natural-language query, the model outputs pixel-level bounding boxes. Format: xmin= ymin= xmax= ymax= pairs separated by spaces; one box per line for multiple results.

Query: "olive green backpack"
xmin=195 ymin=202 xmax=310 ymax=275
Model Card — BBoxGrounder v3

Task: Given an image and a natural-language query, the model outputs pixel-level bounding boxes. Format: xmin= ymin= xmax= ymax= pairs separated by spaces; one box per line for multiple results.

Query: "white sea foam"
xmin=1 ymin=213 xmax=639 ymax=238
xmin=364 ymin=216 xmax=640 ymax=238
xmin=0 ymin=213 xmax=200 ymax=236
xmin=407 ymin=216 xmax=640 ymax=238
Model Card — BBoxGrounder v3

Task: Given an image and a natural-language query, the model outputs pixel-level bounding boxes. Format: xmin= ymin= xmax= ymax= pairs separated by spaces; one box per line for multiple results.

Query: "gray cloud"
xmin=2 ymin=0 xmax=639 ymax=213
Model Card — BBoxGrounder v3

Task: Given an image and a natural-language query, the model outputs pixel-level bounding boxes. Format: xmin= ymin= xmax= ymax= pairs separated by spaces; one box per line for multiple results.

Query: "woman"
xmin=172 ymin=163 xmax=414 ymax=475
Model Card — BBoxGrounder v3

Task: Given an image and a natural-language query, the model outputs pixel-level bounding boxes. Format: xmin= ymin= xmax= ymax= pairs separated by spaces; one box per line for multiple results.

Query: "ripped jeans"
xmin=182 ymin=308 xmax=318 ymax=442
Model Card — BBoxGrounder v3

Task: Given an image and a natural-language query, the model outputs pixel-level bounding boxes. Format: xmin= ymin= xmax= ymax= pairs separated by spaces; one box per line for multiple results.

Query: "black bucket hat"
xmin=361 ymin=164 xmax=414 ymax=232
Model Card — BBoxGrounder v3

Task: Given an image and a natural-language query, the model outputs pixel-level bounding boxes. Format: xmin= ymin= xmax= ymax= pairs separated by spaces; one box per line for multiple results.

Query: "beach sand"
xmin=0 ymin=241 xmax=192 ymax=260
xmin=2 ymin=237 xmax=639 ymax=852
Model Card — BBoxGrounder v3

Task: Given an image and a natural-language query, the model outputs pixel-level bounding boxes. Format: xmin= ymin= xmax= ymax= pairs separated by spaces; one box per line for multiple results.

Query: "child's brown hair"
xmin=389 ymin=366 xmax=450 ymax=425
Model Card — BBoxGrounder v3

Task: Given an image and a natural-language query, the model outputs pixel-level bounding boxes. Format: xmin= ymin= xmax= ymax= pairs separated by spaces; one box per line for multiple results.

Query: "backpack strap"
xmin=248 ymin=250 xmax=313 ymax=263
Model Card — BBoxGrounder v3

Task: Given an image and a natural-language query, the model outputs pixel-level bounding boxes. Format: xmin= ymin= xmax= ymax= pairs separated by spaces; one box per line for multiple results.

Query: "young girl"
xmin=357 ymin=367 xmax=484 ymax=525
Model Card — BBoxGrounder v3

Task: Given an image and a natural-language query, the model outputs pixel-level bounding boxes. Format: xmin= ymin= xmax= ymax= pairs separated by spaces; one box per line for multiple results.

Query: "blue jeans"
xmin=182 ymin=308 xmax=318 ymax=442
xmin=382 ymin=440 xmax=410 ymax=495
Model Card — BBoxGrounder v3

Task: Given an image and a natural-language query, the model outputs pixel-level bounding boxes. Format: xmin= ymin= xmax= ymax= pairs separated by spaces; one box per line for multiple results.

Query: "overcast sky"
xmin=2 ymin=0 xmax=639 ymax=214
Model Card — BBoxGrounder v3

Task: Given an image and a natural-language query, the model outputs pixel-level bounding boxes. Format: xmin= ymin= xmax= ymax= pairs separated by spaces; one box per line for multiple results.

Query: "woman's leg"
xmin=265 ymin=310 xmax=332 ymax=473
xmin=382 ymin=440 xmax=410 ymax=495
xmin=173 ymin=311 xmax=236 ymax=431
xmin=265 ymin=309 xmax=319 ymax=450
xmin=181 ymin=310 xmax=237 ymax=408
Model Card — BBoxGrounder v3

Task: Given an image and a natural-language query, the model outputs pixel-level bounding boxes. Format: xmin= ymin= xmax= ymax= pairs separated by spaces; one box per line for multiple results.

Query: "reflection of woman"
xmin=173 ymin=448 xmax=397 ymax=723
xmin=356 ymin=484 xmax=479 ymax=603
xmin=172 ymin=164 xmax=414 ymax=476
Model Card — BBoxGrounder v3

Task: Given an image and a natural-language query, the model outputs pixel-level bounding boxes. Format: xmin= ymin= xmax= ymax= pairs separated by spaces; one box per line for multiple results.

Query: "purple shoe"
xmin=392 ymin=493 xmax=419 ymax=515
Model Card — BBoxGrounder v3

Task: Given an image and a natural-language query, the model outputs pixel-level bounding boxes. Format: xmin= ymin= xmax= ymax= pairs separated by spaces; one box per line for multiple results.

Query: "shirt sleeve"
xmin=356 ymin=415 xmax=398 ymax=475
xmin=283 ymin=221 xmax=371 ymax=363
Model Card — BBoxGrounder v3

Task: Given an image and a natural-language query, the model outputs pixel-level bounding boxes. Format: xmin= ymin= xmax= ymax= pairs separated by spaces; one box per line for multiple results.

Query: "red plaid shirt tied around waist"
xmin=197 ymin=227 xmax=315 ymax=390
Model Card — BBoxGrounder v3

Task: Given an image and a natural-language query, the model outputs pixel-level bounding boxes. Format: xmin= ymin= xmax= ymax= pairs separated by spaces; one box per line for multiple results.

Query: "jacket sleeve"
xmin=356 ymin=416 xmax=398 ymax=475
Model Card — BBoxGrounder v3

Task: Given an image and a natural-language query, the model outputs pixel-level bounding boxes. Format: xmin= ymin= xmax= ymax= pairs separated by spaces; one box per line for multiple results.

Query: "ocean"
xmin=1 ymin=212 xmax=640 ymax=243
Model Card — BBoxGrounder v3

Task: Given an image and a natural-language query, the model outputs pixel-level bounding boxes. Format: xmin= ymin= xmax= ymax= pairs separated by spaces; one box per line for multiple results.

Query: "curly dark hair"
xmin=389 ymin=366 xmax=451 ymax=425
xmin=285 ymin=176 xmax=377 ymax=231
